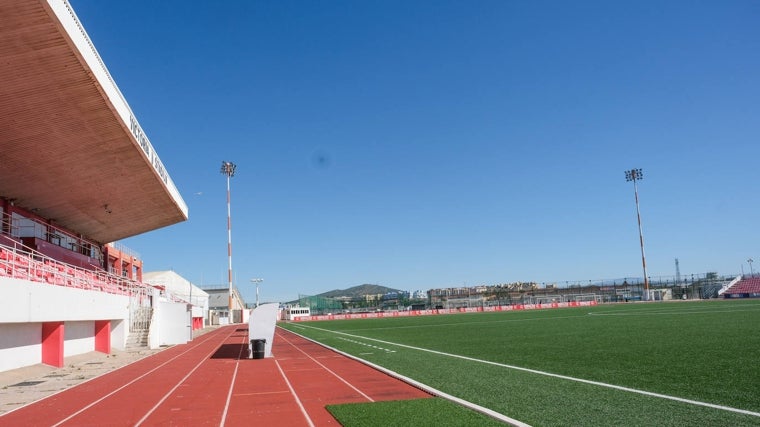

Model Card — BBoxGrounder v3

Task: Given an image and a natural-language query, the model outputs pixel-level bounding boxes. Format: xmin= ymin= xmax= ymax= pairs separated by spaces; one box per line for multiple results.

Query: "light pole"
xmin=625 ymin=168 xmax=650 ymax=301
xmin=749 ymin=258 xmax=755 ymax=277
xmin=251 ymin=278 xmax=264 ymax=307
xmin=221 ymin=161 xmax=236 ymax=316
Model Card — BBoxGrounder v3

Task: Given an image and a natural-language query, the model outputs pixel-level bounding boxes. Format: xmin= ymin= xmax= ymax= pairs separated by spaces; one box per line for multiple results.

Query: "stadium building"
xmin=0 ymin=0 xmax=191 ymax=372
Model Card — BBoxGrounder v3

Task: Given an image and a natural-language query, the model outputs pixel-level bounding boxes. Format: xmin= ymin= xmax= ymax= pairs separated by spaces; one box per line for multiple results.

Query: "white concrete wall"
xmin=191 ymin=305 xmax=204 ymax=318
xmin=148 ymin=306 xmax=159 ymax=350
xmin=63 ymin=321 xmax=94 ymax=357
xmin=0 ymin=323 xmax=42 ymax=372
xmin=112 ymin=319 xmax=126 ymax=351
xmin=0 ymin=277 xmax=132 ymax=371
xmin=0 ymin=277 xmax=130 ymax=323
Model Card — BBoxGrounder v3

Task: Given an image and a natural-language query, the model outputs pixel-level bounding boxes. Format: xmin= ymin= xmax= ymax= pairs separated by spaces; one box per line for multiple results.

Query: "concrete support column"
xmin=95 ymin=320 xmax=110 ymax=354
xmin=41 ymin=322 xmax=64 ymax=368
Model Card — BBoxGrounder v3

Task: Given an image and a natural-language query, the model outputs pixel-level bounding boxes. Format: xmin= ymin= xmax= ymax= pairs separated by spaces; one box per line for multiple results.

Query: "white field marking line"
xmin=341 ymin=314 xmax=586 ymax=332
xmin=281 ymin=327 xmax=530 ymax=427
xmin=134 ymin=328 xmax=240 ymax=427
xmin=295 ymin=323 xmax=760 ymax=419
xmin=338 ymin=337 xmax=396 ymax=352
xmin=594 ymin=302 xmax=760 ymax=313
xmin=50 ymin=327 xmax=232 ymax=427
xmin=220 ymin=333 xmax=248 ymax=427
xmin=274 ymin=359 xmax=315 ymax=427
xmin=277 ymin=332 xmax=374 ymax=402
xmin=589 ymin=307 xmax=760 ymax=316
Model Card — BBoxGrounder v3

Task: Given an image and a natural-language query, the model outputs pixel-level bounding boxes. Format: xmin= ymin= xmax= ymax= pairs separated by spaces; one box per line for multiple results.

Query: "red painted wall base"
xmin=95 ymin=320 xmax=111 ymax=354
xmin=41 ymin=322 xmax=64 ymax=368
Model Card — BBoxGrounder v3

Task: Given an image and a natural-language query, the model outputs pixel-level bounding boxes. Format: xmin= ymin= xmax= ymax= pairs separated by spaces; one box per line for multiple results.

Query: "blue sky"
xmin=70 ymin=1 xmax=760 ymax=303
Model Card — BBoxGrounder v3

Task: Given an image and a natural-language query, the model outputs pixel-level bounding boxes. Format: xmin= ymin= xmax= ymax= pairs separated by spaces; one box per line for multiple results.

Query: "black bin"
xmin=251 ymin=339 xmax=266 ymax=359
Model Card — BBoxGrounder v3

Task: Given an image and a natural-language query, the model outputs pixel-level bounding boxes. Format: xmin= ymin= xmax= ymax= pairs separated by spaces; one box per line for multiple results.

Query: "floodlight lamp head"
xmin=220 ymin=161 xmax=237 ymax=177
xmin=624 ymin=168 xmax=643 ymax=182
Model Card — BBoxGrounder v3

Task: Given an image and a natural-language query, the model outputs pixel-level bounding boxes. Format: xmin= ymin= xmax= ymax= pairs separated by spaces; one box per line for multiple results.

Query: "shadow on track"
xmin=210 ymin=343 xmax=249 ymax=359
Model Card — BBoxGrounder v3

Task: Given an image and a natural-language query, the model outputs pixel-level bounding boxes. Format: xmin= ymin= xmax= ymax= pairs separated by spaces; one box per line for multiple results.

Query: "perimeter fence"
xmin=431 ymin=272 xmax=737 ymax=309
xmin=297 ymin=294 xmax=343 ymax=315
xmin=295 ymin=272 xmax=739 ymax=314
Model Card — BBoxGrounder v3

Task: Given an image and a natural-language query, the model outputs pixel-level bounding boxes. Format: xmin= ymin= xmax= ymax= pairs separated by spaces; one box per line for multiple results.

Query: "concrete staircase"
xmin=126 ymin=306 xmax=152 ymax=350
xmin=126 ymin=329 xmax=149 ymax=350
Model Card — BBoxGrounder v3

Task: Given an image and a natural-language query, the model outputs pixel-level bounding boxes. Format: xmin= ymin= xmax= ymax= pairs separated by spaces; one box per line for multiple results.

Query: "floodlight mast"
xmin=625 ymin=168 xmax=650 ymax=300
xmin=221 ymin=161 xmax=237 ymax=316
xmin=251 ymin=278 xmax=264 ymax=307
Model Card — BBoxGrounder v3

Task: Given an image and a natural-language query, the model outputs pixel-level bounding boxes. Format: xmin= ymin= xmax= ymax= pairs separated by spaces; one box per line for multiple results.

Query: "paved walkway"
xmin=0 ymin=327 xmax=218 ymax=416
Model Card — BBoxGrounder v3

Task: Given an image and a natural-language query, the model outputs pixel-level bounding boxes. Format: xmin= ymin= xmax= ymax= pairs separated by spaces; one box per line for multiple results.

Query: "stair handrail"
xmin=718 ymin=275 xmax=742 ymax=295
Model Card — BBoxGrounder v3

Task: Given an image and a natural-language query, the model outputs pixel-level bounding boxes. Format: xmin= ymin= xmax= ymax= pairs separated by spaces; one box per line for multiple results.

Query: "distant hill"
xmin=318 ymin=284 xmax=403 ymax=299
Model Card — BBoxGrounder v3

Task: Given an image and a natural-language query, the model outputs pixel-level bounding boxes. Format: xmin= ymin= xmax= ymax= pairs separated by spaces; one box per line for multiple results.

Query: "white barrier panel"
xmin=248 ymin=303 xmax=278 ymax=358
xmin=156 ymin=301 xmax=191 ymax=347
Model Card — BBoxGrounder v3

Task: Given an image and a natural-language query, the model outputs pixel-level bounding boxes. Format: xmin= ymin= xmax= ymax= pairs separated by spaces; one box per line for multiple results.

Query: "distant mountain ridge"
xmin=318 ymin=284 xmax=403 ymax=299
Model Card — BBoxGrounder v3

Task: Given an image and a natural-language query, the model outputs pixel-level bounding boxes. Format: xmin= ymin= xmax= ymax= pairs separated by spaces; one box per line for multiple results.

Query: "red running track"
xmin=0 ymin=325 xmax=430 ymax=426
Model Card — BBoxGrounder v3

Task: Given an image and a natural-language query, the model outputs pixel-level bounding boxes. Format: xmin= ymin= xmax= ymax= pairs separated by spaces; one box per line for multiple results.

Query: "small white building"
xmin=282 ymin=306 xmax=311 ymax=321
xmin=143 ymin=271 xmax=209 ymax=330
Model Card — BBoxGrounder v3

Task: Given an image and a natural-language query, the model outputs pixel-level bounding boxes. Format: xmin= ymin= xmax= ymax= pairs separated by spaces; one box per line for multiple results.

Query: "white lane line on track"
xmin=51 ymin=327 xmax=232 ymax=427
xmin=220 ymin=335 xmax=248 ymax=427
xmin=134 ymin=327 xmax=240 ymax=426
xmin=277 ymin=332 xmax=374 ymax=402
xmin=295 ymin=324 xmax=760 ymax=419
xmin=275 ymin=359 xmax=315 ymax=427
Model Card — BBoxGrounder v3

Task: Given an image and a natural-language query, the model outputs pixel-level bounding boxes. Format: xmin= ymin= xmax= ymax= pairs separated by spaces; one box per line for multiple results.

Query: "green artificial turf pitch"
xmin=281 ymin=300 xmax=760 ymax=426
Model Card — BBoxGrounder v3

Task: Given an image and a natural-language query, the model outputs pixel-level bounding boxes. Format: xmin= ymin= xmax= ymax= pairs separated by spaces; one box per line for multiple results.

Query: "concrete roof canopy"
xmin=0 ymin=0 xmax=188 ymax=244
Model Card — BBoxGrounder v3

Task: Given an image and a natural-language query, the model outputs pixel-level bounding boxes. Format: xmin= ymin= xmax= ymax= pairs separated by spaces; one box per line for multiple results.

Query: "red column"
xmin=94 ymin=320 xmax=111 ymax=354
xmin=41 ymin=322 xmax=64 ymax=368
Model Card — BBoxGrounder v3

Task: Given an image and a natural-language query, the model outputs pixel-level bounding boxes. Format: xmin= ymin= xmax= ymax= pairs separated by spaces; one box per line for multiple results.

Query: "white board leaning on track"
xmin=248 ymin=303 xmax=278 ymax=358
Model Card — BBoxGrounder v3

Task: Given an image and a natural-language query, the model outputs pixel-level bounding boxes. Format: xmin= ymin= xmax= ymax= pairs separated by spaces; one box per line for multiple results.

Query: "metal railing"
xmin=3 ymin=211 xmax=103 ymax=263
xmin=0 ymin=242 xmax=153 ymax=333
xmin=107 ymin=241 xmax=141 ymax=262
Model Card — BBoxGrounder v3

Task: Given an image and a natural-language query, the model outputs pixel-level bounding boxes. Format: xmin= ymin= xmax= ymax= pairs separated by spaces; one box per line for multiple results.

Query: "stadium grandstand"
xmin=720 ymin=275 xmax=760 ymax=299
xmin=0 ymin=0 xmax=193 ymax=372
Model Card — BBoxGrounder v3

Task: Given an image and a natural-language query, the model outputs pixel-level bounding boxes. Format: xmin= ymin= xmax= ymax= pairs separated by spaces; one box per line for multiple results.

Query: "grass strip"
xmin=327 ymin=398 xmax=507 ymax=427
